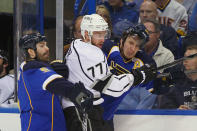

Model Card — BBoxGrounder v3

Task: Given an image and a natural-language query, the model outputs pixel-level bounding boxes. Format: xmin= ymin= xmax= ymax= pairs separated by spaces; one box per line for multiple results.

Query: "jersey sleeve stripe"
xmin=107 ymin=46 xmax=119 ymax=59
xmin=42 ymin=74 xmax=63 ymax=90
xmin=113 ymin=75 xmax=127 ymax=80
xmin=106 ymin=83 xmax=130 ymax=92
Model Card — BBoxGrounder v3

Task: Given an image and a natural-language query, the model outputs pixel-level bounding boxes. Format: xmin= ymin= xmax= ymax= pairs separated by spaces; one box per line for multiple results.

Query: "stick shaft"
xmin=156 ymin=53 xmax=197 ymax=71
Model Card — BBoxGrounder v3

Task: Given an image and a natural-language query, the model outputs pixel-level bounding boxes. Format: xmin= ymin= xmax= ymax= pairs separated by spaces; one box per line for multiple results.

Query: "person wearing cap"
xmin=17 ymin=32 xmax=94 ymax=131
xmin=157 ymin=36 xmax=197 ymax=110
xmin=0 ymin=49 xmax=15 ymax=107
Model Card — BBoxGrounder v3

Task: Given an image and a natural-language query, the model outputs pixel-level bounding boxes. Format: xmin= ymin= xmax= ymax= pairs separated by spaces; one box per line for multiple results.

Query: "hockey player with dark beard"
xmin=62 ymin=14 xmax=157 ymax=131
xmin=18 ymin=33 xmax=95 ymax=131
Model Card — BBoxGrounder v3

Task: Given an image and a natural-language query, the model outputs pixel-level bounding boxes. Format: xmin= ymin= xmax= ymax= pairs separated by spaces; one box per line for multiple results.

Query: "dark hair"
xmin=183 ymin=32 xmax=197 ymax=51
xmin=19 ymin=32 xmax=46 ymax=51
xmin=19 ymin=32 xmax=47 ymax=59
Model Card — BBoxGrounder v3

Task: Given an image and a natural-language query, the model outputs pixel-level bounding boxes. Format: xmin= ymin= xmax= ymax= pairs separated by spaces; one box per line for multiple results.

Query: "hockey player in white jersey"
xmin=62 ymin=14 xmax=157 ymax=131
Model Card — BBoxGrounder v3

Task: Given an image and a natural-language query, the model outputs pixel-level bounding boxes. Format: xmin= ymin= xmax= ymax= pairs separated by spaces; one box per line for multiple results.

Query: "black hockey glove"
xmin=149 ymin=77 xmax=172 ymax=95
xmin=50 ymin=60 xmax=69 ymax=79
xmin=69 ymin=81 xmax=94 ymax=113
xmin=132 ymin=64 xmax=157 ymax=86
xmin=148 ymin=68 xmax=185 ymax=95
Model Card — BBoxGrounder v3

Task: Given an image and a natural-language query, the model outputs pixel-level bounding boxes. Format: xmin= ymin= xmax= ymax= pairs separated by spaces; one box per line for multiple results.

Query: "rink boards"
xmin=0 ymin=108 xmax=197 ymax=131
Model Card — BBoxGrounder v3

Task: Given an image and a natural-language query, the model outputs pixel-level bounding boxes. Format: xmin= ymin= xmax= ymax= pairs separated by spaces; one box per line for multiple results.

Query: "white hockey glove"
xmin=90 ymin=73 xmax=134 ymax=97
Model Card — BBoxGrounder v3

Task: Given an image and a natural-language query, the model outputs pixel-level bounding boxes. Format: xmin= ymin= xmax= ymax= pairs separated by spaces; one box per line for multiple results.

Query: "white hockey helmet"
xmin=80 ymin=14 xmax=110 ymax=39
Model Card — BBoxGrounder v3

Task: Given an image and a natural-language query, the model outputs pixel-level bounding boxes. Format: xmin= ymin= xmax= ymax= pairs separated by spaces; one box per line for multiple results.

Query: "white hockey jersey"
xmin=157 ymin=0 xmax=188 ymax=31
xmin=62 ymin=39 xmax=135 ymax=108
xmin=0 ymin=74 xmax=15 ymax=107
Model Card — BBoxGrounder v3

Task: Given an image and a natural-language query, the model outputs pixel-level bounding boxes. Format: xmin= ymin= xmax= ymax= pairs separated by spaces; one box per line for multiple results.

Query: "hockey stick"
xmin=157 ymin=68 xmax=197 ymax=78
xmin=184 ymin=69 xmax=197 ymax=74
xmin=156 ymin=53 xmax=197 ymax=72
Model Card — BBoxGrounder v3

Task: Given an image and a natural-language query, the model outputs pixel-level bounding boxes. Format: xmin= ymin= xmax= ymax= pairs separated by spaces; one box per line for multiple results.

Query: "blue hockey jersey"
xmin=18 ymin=61 xmax=66 ymax=131
xmin=101 ymin=41 xmax=155 ymax=120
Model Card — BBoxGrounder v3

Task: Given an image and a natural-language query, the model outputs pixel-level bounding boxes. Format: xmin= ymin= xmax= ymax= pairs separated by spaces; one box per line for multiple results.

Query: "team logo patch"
xmin=40 ymin=67 xmax=50 ymax=72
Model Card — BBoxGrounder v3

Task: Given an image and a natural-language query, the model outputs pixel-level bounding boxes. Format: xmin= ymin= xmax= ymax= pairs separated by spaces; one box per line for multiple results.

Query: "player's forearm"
xmin=46 ymin=78 xmax=75 ymax=98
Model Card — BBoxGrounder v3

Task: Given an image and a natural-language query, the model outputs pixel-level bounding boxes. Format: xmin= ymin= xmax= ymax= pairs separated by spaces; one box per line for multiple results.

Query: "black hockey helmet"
xmin=19 ymin=32 xmax=47 ymax=51
xmin=121 ymin=24 xmax=149 ymax=49
xmin=0 ymin=49 xmax=8 ymax=62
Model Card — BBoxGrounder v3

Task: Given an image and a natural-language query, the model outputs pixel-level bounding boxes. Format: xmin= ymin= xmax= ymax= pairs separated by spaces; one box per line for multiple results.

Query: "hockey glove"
xmin=148 ymin=77 xmax=172 ymax=95
xmin=69 ymin=81 xmax=94 ymax=112
xmin=132 ymin=63 xmax=157 ymax=86
xmin=50 ymin=60 xmax=69 ymax=79
xmin=90 ymin=73 xmax=134 ymax=97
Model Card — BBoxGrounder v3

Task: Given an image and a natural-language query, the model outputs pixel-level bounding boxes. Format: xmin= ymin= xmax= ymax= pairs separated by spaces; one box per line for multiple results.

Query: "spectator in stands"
xmin=132 ymin=0 xmax=144 ymax=11
xmin=157 ymin=36 xmax=197 ymax=110
xmin=154 ymin=0 xmax=188 ymax=36
xmin=63 ymin=16 xmax=83 ymax=54
xmin=188 ymin=2 xmax=197 ymax=32
xmin=96 ymin=5 xmax=113 ymax=34
xmin=143 ymin=19 xmax=174 ymax=72
xmin=139 ymin=0 xmax=179 ymax=58
xmin=0 ymin=49 xmax=15 ymax=108
xmin=179 ymin=31 xmax=197 ymax=57
xmin=180 ymin=0 xmax=197 ymax=17
xmin=72 ymin=16 xmax=84 ymax=39
xmin=101 ymin=0 xmax=139 ymax=40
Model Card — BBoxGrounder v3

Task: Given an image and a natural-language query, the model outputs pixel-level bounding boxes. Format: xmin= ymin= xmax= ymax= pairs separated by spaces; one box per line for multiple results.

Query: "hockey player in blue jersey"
xmin=17 ymin=32 xmax=94 ymax=131
xmin=100 ymin=24 xmax=157 ymax=121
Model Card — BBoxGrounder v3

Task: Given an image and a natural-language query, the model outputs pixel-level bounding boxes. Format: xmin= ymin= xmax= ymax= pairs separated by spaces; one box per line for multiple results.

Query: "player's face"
xmin=91 ymin=31 xmax=106 ymax=49
xmin=120 ymin=36 xmax=140 ymax=59
xmin=36 ymin=41 xmax=50 ymax=62
xmin=140 ymin=2 xmax=158 ymax=23
xmin=183 ymin=49 xmax=197 ymax=71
